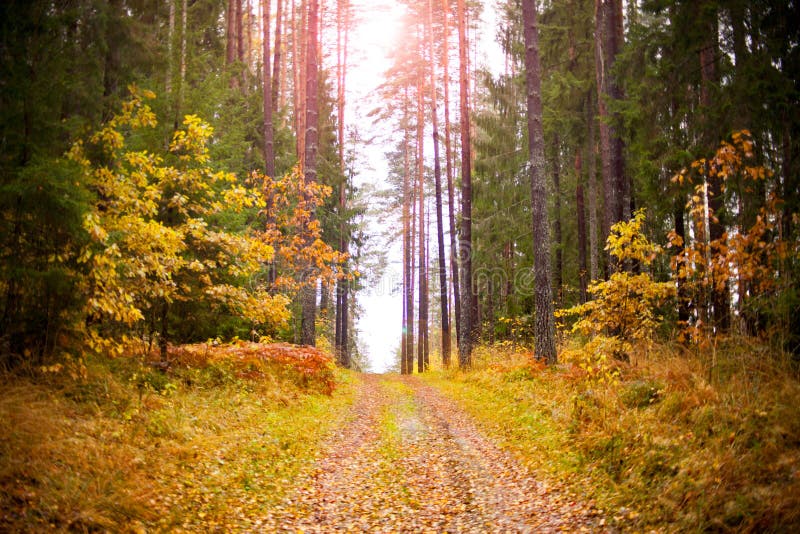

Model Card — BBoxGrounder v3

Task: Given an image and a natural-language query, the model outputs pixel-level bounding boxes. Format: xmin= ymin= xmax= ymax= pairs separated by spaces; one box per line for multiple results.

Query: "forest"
xmin=1 ymin=0 xmax=799 ymax=531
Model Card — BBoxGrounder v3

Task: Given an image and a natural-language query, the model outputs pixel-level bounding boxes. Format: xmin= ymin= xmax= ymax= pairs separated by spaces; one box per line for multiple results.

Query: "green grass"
xmin=0 ymin=353 xmax=358 ymax=532
xmin=422 ymin=339 xmax=800 ymax=532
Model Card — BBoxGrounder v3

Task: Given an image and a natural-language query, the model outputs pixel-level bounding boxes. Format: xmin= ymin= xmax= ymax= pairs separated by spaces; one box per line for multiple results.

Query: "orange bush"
xmin=169 ymin=341 xmax=337 ymax=395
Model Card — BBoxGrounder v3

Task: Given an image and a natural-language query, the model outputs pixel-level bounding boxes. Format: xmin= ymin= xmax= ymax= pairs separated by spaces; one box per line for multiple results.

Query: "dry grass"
xmin=0 ymin=348 xmax=356 ymax=532
xmin=424 ymin=338 xmax=800 ymax=532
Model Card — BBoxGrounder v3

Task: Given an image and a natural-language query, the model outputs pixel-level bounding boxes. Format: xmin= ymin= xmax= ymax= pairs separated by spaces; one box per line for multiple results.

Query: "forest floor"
xmin=256 ymin=373 xmax=604 ymax=532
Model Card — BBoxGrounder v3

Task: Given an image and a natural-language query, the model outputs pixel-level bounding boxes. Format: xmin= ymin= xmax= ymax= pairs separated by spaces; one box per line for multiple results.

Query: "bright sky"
xmin=343 ymin=0 xmax=503 ymax=373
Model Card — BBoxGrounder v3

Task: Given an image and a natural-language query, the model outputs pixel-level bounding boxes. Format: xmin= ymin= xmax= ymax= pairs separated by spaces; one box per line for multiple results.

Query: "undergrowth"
xmin=0 ymin=345 xmax=356 ymax=532
xmin=424 ymin=339 xmax=800 ymax=532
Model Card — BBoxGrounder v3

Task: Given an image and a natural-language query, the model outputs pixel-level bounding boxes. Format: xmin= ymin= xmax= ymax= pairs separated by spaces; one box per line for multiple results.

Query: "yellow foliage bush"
xmin=558 ymin=209 xmax=675 ymax=362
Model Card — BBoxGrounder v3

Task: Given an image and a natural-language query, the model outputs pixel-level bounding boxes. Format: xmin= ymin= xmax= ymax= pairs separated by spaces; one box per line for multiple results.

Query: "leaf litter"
xmin=256 ymin=374 xmax=606 ymax=532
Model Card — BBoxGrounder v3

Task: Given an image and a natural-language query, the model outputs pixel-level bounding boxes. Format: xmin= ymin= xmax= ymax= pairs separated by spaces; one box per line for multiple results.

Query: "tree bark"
xmin=594 ymin=0 xmax=626 ymax=274
xmin=586 ymin=92 xmax=599 ymax=281
xmin=272 ymin=0 xmax=283 ymax=112
xmin=410 ymin=151 xmax=417 ymax=374
xmin=227 ymin=0 xmax=237 ymax=66
xmin=166 ymin=0 xmax=175 ymax=95
xmin=552 ymin=135 xmax=563 ymax=306
xmin=522 ymin=0 xmax=556 ymax=364
xmin=576 ymin=152 xmax=588 ymax=304
xmin=441 ymin=0 xmax=461 ymax=349
xmin=698 ymin=1 xmax=728 ymax=331
xmin=263 ymin=0 xmax=275 ymax=177
xmin=335 ymin=0 xmax=350 ymax=367
xmin=456 ymin=0 xmax=474 ymax=368
xmin=403 ymin=86 xmax=414 ymax=374
xmin=226 ymin=0 xmax=240 ymax=88
xmin=416 ymin=36 xmax=428 ymax=373
xmin=236 ymin=0 xmax=244 ymax=63
xmin=175 ymin=0 xmax=187 ymax=130
xmin=300 ymin=0 xmax=319 ymax=346
xmin=427 ymin=0 xmax=451 ymax=367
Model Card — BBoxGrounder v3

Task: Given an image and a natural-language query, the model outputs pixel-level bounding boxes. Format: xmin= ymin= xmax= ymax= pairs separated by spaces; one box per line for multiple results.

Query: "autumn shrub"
xmin=169 ymin=340 xmax=337 ymax=395
xmin=669 ymin=130 xmax=799 ymax=351
xmin=558 ymin=209 xmax=675 ymax=369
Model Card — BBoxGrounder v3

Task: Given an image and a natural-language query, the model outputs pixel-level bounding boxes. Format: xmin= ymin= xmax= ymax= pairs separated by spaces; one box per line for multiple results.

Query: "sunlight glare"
xmin=348 ymin=1 xmax=404 ymax=79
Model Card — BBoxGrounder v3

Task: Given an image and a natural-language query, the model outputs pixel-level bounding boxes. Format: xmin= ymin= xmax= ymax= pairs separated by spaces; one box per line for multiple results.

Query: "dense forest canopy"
xmin=0 ymin=0 xmax=798 ymax=372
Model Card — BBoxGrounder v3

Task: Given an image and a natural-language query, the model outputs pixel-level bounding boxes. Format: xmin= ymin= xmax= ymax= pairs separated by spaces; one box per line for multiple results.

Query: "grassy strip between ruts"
xmin=421 ymin=340 xmax=800 ymax=532
xmin=0 ymin=350 xmax=358 ymax=532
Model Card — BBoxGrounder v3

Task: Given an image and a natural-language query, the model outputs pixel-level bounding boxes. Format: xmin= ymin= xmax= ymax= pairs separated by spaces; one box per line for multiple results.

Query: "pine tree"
xmin=456 ymin=0 xmax=474 ymax=368
xmin=300 ymin=0 xmax=320 ymax=346
xmin=522 ymin=0 xmax=556 ymax=364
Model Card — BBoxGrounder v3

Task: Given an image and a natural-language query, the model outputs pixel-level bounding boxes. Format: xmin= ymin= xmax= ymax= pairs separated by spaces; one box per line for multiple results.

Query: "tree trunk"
xmin=576 ymin=152 xmax=588 ymax=304
xmin=410 ymin=154 xmax=417 ymax=375
xmin=416 ymin=40 xmax=428 ymax=374
xmin=263 ymin=0 xmax=277 ymax=286
xmin=552 ymin=135 xmax=563 ymax=306
xmin=291 ymin=0 xmax=301 ymax=159
xmin=441 ymin=0 xmax=461 ymax=348
xmin=335 ymin=0 xmax=350 ymax=367
xmin=300 ymin=0 xmax=319 ymax=346
xmin=236 ymin=0 xmax=244 ymax=63
xmin=698 ymin=1 xmax=728 ymax=331
xmin=272 ymin=0 xmax=283 ymax=113
xmin=442 ymin=0 xmax=461 ymax=352
xmin=166 ymin=0 xmax=175 ymax=95
xmin=456 ymin=0 xmax=474 ymax=368
xmin=246 ymin=0 xmax=253 ymax=78
xmin=279 ymin=0 xmax=289 ymax=120
xmin=102 ymin=0 xmax=122 ymax=116
xmin=237 ymin=0 xmax=245 ymax=87
xmin=427 ymin=0 xmax=451 ymax=367
xmin=402 ymin=87 xmax=414 ymax=374
xmin=227 ymin=0 xmax=237 ymax=66
xmin=263 ymin=0 xmax=275 ymax=177
xmin=594 ymin=0 xmax=626 ymax=274
xmin=586 ymin=92 xmax=599 ymax=281
xmin=226 ymin=0 xmax=239 ymax=88
xmin=522 ymin=0 xmax=556 ymax=365
xmin=175 ymin=0 xmax=187 ymax=130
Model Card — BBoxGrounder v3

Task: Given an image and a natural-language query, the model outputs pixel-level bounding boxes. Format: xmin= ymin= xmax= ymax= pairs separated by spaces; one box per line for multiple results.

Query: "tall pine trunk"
xmin=166 ymin=0 xmax=175 ymax=96
xmin=594 ymin=0 xmax=627 ymax=274
xmin=586 ymin=92 xmax=599 ymax=281
xmin=410 ymin=154 xmax=417 ymax=374
xmin=456 ymin=0 xmax=473 ymax=368
xmin=576 ymin=152 xmax=588 ymax=304
xmin=552 ymin=135 xmax=563 ymax=306
xmin=441 ymin=0 xmax=460 ymax=348
xmin=263 ymin=0 xmax=275 ymax=177
xmin=272 ymin=0 xmax=283 ymax=113
xmin=300 ymin=0 xmax=319 ymax=346
xmin=226 ymin=0 xmax=240 ymax=88
xmin=335 ymin=0 xmax=350 ymax=367
xmin=402 ymin=93 xmax=411 ymax=374
xmin=522 ymin=0 xmax=556 ymax=365
xmin=416 ymin=38 xmax=428 ymax=373
xmin=698 ymin=1 xmax=729 ymax=331
xmin=427 ymin=0 xmax=451 ymax=367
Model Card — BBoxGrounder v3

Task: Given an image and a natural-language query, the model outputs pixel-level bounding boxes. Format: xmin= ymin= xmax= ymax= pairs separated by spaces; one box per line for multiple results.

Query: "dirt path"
xmin=257 ymin=374 xmax=604 ymax=532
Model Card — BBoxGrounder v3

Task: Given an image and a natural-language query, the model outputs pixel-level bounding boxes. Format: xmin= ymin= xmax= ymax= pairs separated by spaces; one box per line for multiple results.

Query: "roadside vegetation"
xmin=0 ymin=343 xmax=356 ymax=532
xmin=423 ymin=340 xmax=800 ymax=532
